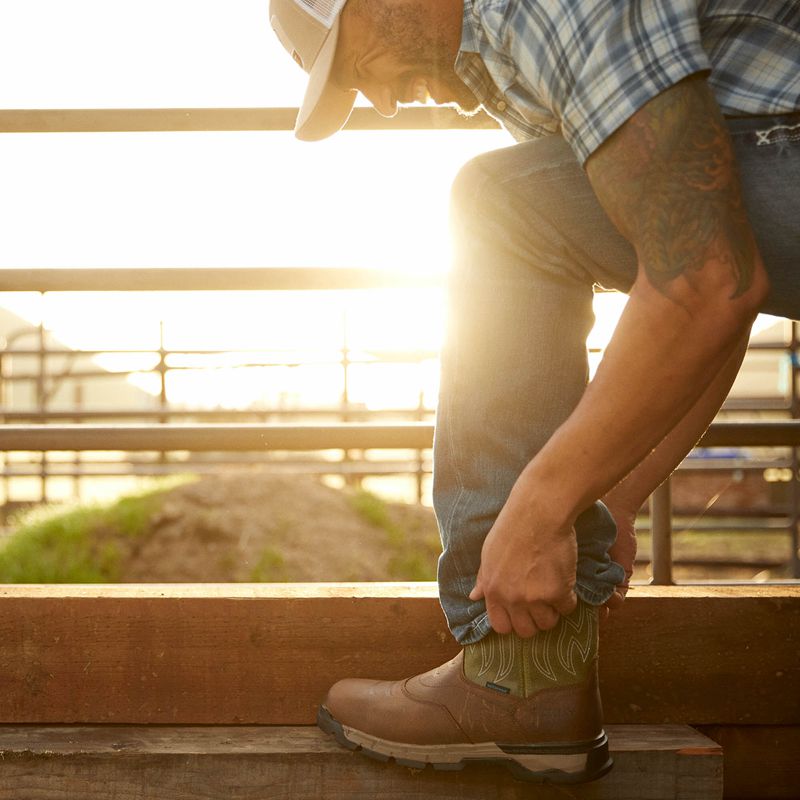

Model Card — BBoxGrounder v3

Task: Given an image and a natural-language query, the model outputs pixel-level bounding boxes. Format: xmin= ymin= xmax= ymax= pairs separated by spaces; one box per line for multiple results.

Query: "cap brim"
xmin=295 ymin=18 xmax=357 ymax=141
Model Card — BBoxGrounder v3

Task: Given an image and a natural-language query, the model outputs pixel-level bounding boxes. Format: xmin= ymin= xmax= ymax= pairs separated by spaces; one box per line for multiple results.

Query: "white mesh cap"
xmin=269 ymin=0 xmax=357 ymax=140
xmin=295 ymin=0 xmax=347 ymax=27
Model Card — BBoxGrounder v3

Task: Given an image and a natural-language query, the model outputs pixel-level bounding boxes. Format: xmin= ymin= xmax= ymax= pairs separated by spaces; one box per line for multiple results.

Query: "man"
xmin=270 ymin=0 xmax=800 ymax=783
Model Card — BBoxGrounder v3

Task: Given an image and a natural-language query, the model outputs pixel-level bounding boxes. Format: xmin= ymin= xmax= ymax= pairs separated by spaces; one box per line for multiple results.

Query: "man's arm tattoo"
xmin=587 ymin=75 xmax=756 ymax=299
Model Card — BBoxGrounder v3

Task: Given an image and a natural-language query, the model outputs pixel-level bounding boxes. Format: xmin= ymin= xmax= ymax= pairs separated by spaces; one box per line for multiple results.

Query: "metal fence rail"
xmin=1 ymin=421 xmax=799 ymax=582
xmin=0 ymin=423 xmax=433 ymax=452
xmin=0 ymin=107 xmax=501 ymax=134
xmin=0 ymin=267 xmax=443 ymax=293
xmin=2 ymin=420 xmax=799 ymax=451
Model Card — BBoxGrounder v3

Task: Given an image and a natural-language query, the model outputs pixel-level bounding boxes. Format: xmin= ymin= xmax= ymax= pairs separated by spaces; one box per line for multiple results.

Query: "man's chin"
xmin=446 ymin=84 xmax=482 ymax=116
xmin=427 ymin=75 xmax=481 ymax=116
xmin=451 ymin=100 xmax=481 ymax=117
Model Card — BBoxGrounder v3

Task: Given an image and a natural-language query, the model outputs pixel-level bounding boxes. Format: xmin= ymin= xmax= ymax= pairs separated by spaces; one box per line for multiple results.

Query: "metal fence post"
xmin=158 ymin=320 xmax=168 ymax=469
xmin=650 ymin=478 xmax=673 ymax=585
xmin=37 ymin=312 xmax=48 ymax=504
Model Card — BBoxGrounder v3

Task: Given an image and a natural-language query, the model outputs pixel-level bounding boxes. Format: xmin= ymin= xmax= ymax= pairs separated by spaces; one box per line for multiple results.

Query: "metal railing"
xmin=1 ymin=420 xmax=799 ymax=582
xmin=0 ymin=107 xmax=500 ymax=134
xmin=0 ymin=268 xmax=444 ymax=504
xmin=1 ymin=268 xmax=799 ymax=584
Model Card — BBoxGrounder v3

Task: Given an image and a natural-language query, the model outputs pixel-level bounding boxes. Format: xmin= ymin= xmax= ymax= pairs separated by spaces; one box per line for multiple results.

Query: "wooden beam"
xmin=0 ymin=585 xmax=797 ymax=725
xmin=695 ymin=726 xmax=800 ymax=799
xmin=0 ymin=724 xmax=722 ymax=800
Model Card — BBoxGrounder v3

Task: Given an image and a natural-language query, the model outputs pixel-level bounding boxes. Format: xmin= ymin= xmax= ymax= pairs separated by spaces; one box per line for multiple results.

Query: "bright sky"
xmin=0 ymin=0 xmax=509 ymax=410
xmin=0 ymin=0 xmax=512 ymax=268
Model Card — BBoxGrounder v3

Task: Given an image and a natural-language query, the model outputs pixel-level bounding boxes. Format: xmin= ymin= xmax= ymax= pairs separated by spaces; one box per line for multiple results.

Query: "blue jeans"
xmin=434 ymin=112 xmax=800 ymax=645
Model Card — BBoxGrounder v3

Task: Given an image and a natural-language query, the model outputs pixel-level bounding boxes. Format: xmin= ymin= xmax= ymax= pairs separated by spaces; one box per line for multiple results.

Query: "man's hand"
xmin=603 ymin=504 xmax=637 ymax=611
xmin=469 ymin=480 xmax=578 ymax=636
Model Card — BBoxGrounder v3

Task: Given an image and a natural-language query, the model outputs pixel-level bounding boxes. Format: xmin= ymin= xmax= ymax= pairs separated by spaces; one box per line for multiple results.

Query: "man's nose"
xmin=363 ymin=85 xmax=397 ymax=118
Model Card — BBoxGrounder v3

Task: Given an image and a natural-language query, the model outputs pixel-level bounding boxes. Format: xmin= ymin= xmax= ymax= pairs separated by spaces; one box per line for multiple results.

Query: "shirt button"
xmin=496 ymin=100 xmax=507 ymax=111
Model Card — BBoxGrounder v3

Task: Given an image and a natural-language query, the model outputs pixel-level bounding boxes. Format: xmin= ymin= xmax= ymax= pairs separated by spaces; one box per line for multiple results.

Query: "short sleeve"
xmin=562 ymin=0 xmax=712 ymax=164
xmin=498 ymin=0 xmax=713 ymax=165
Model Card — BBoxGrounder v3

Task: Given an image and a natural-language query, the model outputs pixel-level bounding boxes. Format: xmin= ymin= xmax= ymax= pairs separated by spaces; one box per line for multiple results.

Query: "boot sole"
xmin=317 ymin=705 xmax=613 ymax=784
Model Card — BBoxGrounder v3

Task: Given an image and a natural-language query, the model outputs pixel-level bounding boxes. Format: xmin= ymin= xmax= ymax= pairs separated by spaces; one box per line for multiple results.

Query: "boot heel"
xmin=501 ymin=733 xmax=613 ymax=783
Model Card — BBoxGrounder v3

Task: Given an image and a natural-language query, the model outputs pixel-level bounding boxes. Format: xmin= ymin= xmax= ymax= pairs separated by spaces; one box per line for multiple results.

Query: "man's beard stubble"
xmin=371 ymin=1 xmax=480 ymax=113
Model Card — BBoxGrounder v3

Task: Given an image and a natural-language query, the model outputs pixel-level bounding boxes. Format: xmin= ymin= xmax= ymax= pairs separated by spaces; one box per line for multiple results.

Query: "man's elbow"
xmin=736 ymin=259 xmax=770 ymax=316
xmin=633 ymin=257 xmax=769 ymax=347
xmin=647 ymin=246 xmax=769 ymax=324
xmin=708 ymin=255 xmax=770 ymax=327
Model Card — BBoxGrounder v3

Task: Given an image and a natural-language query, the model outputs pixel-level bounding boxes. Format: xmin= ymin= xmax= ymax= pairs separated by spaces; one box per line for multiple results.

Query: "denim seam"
xmin=755 ymin=122 xmax=800 ymax=146
xmin=439 ymin=364 xmax=472 ymax=601
xmin=575 ymin=582 xmax=614 ymax=606
xmin=446 ymin=159 xmax=504 ymax=643
xmin=447 ymin=162 xmax=492 ymax=601
xmin=462 ymin=611 xmax=493 ymax=645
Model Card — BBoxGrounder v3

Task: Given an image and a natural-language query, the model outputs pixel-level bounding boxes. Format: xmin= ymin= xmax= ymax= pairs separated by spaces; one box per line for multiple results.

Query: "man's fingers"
xmin=553 ymin=590 xmax=578 ymax=617
xmin=509 ymin=606 xmax=539 ymax=638
xmin=468 ymin=574 xmax=484 ymax=602
xmin=486 ymin=602 xmax=513 ymax=635
xmin=530 ymin=603 xmax=559 ymax=631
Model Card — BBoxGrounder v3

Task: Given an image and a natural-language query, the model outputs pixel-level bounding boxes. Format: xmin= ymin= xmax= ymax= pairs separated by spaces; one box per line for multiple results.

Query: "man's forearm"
xmin=510 ymin=280 xmax=759 ymax=527
xmin=603 ymin=331 xmax=750 ymax=516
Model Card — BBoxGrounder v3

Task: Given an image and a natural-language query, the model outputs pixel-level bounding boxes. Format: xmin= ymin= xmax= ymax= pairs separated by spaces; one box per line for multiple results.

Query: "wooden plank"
xmin=0 ymin=585 xmax=797 ymax=725
xmin=0 ymin=724 xmax=722 ymax=800
xmin=695 ymin=726 xmax=800 ymax=799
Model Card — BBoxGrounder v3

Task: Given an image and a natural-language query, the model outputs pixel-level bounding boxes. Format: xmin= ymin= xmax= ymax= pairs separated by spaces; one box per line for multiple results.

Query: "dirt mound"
xmin=117 ymin=473 xmax=441 ymax=582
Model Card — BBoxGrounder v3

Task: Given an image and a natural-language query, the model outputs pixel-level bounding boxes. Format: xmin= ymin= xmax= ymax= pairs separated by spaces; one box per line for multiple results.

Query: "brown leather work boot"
xmin=317 ymin=599 xmax=612 ymax=783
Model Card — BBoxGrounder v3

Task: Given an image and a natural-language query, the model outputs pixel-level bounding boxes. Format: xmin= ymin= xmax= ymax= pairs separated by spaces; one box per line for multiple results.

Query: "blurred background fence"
xmin=1 ymin=267 xmax=798 ymax=584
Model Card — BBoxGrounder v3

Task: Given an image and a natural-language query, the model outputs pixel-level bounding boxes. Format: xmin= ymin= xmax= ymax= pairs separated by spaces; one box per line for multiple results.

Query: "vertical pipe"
xmin=73 ymin=382 xmax=83 ymax=502
xmin=340 ymin=308 xmax=355 ymax=488
xmin=416 ymin=384 xmax=424 ymax=504
xmin=38 ymin=314 xmax=47 ymax=504
xmin=0 ymin=349 xmax=7 ymax=510
xmin=340 ymin=309 xmax=350 ymax=419
xmin=650 ymin=478 xmax=673 ymax=585
xmin=158 ymin=320 xmax=168 ymax=419
xmin=158 ymin=321 xmax=168 ymax=470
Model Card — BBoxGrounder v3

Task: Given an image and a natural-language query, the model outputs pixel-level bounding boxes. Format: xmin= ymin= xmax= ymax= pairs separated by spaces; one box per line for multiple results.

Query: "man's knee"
xmin=449 ymin=137 xmax=580 ymax=237
xmin=449 ymin=153 xmax=495 ymax=230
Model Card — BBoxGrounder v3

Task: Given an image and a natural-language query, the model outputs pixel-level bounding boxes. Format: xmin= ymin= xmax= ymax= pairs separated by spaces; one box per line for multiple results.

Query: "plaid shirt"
xmin=456 ymin=0 xmax=800 ymax=165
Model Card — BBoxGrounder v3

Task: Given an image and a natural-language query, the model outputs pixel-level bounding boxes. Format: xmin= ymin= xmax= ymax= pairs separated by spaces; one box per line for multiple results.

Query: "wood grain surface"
xmin=0 ymin=584 xmax=796 ymax=726
xmin=0 ymin=723 xmax=722 ymax=800
xmin=696 ymin=725 xmax=800 ymax=799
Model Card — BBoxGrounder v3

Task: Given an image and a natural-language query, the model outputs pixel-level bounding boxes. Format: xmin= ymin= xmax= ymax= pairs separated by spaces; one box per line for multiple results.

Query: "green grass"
xmin=248 ymin=548 xmax=288 ymax=581
xmin=0 ymin=479 xmax=186 ymax=583
xmin=350 ymin=489 xmax=438 ymax=580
